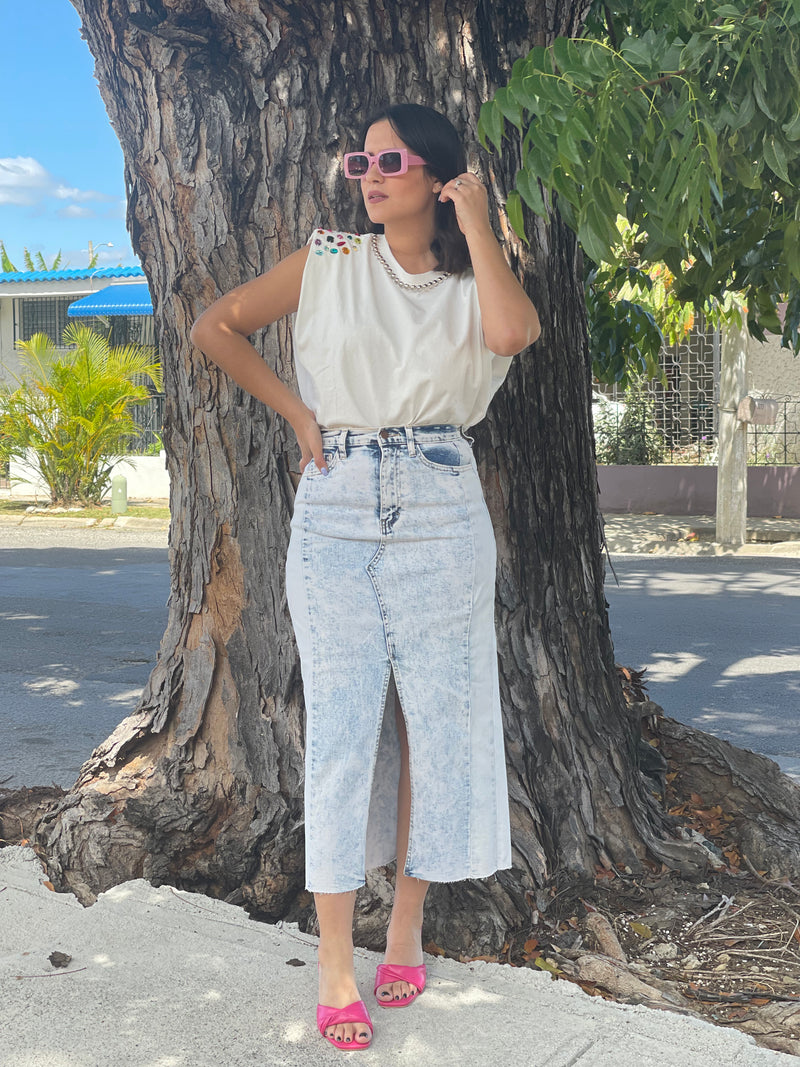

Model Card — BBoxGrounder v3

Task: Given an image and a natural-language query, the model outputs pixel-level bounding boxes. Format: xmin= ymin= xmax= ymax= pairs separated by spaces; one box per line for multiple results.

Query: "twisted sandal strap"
xmin=374 ymin=963 xmax=427 ymax=995
xmin=316 ymin=999 xmax=372 ymax=1036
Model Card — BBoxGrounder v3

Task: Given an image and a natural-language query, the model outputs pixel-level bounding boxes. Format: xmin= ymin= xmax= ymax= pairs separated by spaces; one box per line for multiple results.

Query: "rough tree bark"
xmin=35 ymin=0 xmax=798 ymax=955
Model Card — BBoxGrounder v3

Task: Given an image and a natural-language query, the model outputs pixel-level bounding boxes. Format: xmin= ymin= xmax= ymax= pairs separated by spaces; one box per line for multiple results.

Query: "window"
xmin=15 ymin=296 xmax=79 ymax=345
xmin=14 ymin=298 xmax=155 ymax=349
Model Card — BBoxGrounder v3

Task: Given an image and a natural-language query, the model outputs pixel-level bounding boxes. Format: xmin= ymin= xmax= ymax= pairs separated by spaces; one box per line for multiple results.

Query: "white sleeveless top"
xmin=292 ymin=229 xmax=513 ymax=430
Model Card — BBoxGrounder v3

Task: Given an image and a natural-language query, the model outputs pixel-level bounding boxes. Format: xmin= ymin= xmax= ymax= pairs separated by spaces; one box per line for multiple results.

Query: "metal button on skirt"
xmin=285 ymin=425 xmax=512 ymax=893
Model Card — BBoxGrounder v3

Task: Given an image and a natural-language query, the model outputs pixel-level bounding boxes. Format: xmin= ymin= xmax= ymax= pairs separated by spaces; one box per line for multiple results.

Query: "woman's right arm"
xmin=190 ymin=244 xmax=325 ymax=471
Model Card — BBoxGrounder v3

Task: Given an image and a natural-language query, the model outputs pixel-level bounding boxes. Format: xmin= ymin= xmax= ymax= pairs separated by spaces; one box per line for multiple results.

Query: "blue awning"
xmin=68 ymin=283 xmax=153 ymax=317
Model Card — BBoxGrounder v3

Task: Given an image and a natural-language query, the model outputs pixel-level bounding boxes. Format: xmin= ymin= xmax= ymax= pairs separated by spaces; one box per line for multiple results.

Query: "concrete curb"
xmin=0 ymin=514 xmax=169 ymax=531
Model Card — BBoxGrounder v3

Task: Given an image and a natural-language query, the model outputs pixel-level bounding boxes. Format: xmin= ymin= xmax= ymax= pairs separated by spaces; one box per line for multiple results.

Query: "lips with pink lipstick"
xmin=367 ymin=191 xmax=388 ymax=204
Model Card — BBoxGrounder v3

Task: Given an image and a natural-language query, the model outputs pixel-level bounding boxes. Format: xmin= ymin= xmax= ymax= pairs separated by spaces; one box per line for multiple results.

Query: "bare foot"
xmin=376 ymin=925 xmax=424 ymax=1003
xmin=318 ymin=962 xmax=372 ymax=1046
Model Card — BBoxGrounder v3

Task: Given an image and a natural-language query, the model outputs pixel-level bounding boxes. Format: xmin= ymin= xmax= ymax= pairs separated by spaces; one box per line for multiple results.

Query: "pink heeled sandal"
xmin=315 ymin=968 xmax=373 ymax=1049
xmin=374 ymin=963 xmax=427 ymax=1007
xmin=317 ymin=1000 xmax=373 ymax=1051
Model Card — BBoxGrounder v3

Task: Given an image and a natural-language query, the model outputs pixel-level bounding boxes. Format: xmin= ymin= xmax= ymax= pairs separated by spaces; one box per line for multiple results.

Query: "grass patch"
xmin=0 ymin=498 xmax=170 ymax=520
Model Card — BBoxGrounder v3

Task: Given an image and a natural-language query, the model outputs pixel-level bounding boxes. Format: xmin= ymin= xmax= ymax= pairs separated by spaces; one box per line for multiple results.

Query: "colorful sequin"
xmin=311 ymin=229 xmax=364 ymax=256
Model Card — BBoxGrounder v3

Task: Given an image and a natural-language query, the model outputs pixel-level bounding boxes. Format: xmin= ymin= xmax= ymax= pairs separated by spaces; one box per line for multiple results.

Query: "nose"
xmin=363 ymin=158 xmax=383 ymax=181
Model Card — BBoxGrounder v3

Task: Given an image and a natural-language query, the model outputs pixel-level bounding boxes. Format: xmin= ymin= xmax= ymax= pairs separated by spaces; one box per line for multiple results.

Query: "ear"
xmin=432 ymin=180 xmax=443 ymax=194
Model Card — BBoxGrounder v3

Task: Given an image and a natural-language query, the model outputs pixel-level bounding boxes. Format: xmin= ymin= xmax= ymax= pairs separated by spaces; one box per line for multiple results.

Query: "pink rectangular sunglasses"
xmin=343 ymin=149 xmax=428 ymax=179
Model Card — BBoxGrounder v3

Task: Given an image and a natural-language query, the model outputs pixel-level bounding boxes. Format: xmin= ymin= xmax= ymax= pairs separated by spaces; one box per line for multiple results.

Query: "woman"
xmin=191 ymin=103 xmax=540 ymax=1051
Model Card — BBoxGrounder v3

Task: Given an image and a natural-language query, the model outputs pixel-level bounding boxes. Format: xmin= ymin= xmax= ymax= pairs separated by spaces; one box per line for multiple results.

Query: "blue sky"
xmin=0 ymin=1 xmax=137 ymax=269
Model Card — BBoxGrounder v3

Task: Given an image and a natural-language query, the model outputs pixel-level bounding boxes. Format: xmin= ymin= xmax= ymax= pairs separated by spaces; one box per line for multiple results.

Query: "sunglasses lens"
xmin=379 ymin=151 xmax=403 ymax=174
xmin=346 ymin=154 xmax=370 ymax=177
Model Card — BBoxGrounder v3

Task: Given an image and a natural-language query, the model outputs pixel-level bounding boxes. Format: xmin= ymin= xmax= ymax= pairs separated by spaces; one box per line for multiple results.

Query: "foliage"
xmin=480 ymin=0 xmax=800 ymax=361
xmin=0 ymin=325 xmax=162 ymax=505
xmin=0 ymin=240 xmax=108 ymax=272
xmin=0 ymin=240 xmax=64 ymax=272
xmin=593 ymin=378 xmax=666 ymax=464
xmin=585 ymin=264 xmax=664 ymax=386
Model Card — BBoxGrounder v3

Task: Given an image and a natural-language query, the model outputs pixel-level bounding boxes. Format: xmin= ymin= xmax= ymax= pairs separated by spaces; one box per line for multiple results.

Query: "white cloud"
xmin=0 ymin=156 xmax=112 ymax=208
xmin=54 ymin=184 xmax=105 ymax=202
xmin=0 ymin=157 xmax=52 ymax=205
xmin=58 ymin=204 xmax=95 ymax=219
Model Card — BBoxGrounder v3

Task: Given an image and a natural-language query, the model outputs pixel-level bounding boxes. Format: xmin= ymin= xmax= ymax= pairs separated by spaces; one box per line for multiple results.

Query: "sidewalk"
xmin=0 ymin=508 xmax=169 ymax=533
xmin=1 ymin=845 xmax=794 ymax=1067
xmin=602 ymin=513 xmax=800 ymax=556
xmin=2 ymin=508 xmax=799 ymax=554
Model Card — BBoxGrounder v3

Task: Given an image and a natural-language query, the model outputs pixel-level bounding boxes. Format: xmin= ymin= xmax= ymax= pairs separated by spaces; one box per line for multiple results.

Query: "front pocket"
xmin=303 ymin=448 xmax=341 ymax=477
xmin=415 ymin=439 xmax=472 ymax=473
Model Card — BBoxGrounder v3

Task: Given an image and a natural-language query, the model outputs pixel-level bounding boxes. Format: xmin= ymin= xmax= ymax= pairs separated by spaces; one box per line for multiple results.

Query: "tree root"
xmin=648 ymin=712 xmax=800 ymax=881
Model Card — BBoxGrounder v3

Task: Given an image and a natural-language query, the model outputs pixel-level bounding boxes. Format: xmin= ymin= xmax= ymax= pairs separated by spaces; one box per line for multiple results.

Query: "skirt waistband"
xmin=321 ymin=425 xmax=466 ymax=450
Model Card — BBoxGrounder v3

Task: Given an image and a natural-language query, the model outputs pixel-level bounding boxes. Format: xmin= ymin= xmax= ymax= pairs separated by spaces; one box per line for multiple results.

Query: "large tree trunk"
xmin=40 ymin=0 xmax=736 ymax=954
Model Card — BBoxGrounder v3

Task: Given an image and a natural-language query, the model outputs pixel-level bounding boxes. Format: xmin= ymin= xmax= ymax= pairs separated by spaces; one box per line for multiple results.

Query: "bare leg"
xmin=376 ymin=697 xmax=430 ymax=1003
xmin=316 ymin=890 xmax=372 ymax=1045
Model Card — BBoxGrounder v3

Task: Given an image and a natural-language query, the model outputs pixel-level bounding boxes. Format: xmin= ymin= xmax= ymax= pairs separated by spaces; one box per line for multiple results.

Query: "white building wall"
xmin=9 ymin=450 xmax=170 ymax=501
xmin=0 ymin=298 xmax=18 ymax=385
xmin=747 ymin=333 xmax=800 ymax=397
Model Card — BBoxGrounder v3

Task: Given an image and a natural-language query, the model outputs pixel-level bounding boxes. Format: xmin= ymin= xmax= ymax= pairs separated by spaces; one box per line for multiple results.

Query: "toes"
xmin=378 ymin=980 xmax=418 ymax=1001
xmin=326 ymin=1024 xmax=370 ymax=1045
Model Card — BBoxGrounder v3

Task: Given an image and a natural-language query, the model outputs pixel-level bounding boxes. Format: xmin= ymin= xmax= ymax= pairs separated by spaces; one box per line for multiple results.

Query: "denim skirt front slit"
xmin=285 ymin=425 xmax=512 ymax=893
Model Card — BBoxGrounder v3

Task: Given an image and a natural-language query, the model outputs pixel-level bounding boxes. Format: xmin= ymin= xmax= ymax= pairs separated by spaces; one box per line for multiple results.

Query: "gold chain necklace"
xmin=370 ymin=234 xmax=450 ymax=292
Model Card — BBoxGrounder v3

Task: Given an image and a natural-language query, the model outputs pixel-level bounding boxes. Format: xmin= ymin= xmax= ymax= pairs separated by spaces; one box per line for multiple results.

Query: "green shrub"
xmin=0 ymin=324 xmax=162 ymax=505
xmin=594 ymin=378 xmax=665 ymax=465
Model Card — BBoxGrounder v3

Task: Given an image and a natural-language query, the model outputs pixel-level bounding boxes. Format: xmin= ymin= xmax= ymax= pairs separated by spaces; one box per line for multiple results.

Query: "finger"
xmin=314 ymin=447 xmax=328 ymax=475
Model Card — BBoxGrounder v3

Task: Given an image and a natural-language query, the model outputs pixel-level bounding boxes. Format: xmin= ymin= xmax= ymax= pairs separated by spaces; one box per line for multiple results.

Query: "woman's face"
xmin=360 ymin=120 xmax=442 ymax=227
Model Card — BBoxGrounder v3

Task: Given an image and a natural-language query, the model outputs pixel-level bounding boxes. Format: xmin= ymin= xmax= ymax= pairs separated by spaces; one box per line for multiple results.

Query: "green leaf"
xmin=509 ymin=72 xmax=538 ymax=113
xmin=505 ymin=190 xmax=528 ymax=244
xmin=493 ymin=87 xmax=523 ymax=130
xmin=783 ymin=109 xmax=800 ymax=141
xmin=619 ymin=34 xmax=656 ymax=70
xmin=516 ymin=168 xmax=546 ymax=216
xmin=552 ymin=36 xmax=577 ymax=75
xmin=763 ymin=134 xmax=791 ymax=183
xmin=551 ymin=37 xmax=597 ymax=91
xmin=785 ymin=220 xmax=800 ymax=283
xmin=557 ymin=124 xmax=585 ymax=171
xmin=581 ymin=40 xmax=614 ymax=79
xmin=579 ymin=213 xmax=612 ymax=265
xmin=478 ymin=100 xmax=505 ymax=153
xmin=753 ymin=77 xmax=778 ymax=120
xmin=527 ymin=121 xmax=559 ymax=177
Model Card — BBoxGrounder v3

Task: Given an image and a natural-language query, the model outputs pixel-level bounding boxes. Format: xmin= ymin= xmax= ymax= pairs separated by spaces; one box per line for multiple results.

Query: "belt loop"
xmin=404 ymin=425 xmax=416 ymax=456
xmin=337 ymin=430 xmax=347 ymax=459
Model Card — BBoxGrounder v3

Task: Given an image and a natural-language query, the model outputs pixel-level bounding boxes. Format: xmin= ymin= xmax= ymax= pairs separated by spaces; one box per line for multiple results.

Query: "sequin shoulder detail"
xmin=309 ymin=229 xmax=365 ymax=257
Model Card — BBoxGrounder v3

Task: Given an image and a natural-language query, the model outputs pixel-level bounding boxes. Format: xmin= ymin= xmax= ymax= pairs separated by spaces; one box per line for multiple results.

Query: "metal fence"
xmin=128 ymin=393 xmax=165 ymax=453
xmin=748 ymin=396 xmax=800 ymax=465
xmin=595 ymin=325 xmax=800 ymax=466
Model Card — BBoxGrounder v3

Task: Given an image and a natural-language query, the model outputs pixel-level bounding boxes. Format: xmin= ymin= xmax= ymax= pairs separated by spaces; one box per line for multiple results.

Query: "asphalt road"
xmin=0 ymin=526 xmax=169 ymax=789
xmin=1 ymin=527 xmax=798 ymax=788
xmin=605 ymin=554 xmax=800 ymax=781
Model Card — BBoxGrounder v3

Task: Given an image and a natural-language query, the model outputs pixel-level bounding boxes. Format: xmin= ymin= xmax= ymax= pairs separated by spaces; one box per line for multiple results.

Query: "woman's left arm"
xmin=439 ymin=174 xmax=541 ymax=356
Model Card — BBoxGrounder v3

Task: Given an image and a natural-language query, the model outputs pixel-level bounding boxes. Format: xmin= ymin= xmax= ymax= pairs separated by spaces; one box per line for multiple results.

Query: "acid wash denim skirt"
xmin=285 ymin=425 xmax=512 ymax=893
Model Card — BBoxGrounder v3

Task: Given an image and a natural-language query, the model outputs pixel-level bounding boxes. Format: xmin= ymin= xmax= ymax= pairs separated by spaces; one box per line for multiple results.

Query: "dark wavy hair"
xmin=356 ymin=103 xmax=471 ymax=275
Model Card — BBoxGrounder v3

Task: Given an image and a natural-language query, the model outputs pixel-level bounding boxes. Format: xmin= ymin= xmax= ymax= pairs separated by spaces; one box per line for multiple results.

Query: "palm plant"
xmin=0 ymin=324 xmax=163 ymax=505
xmin=0 ymin=240 xmax=64 ymax=272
